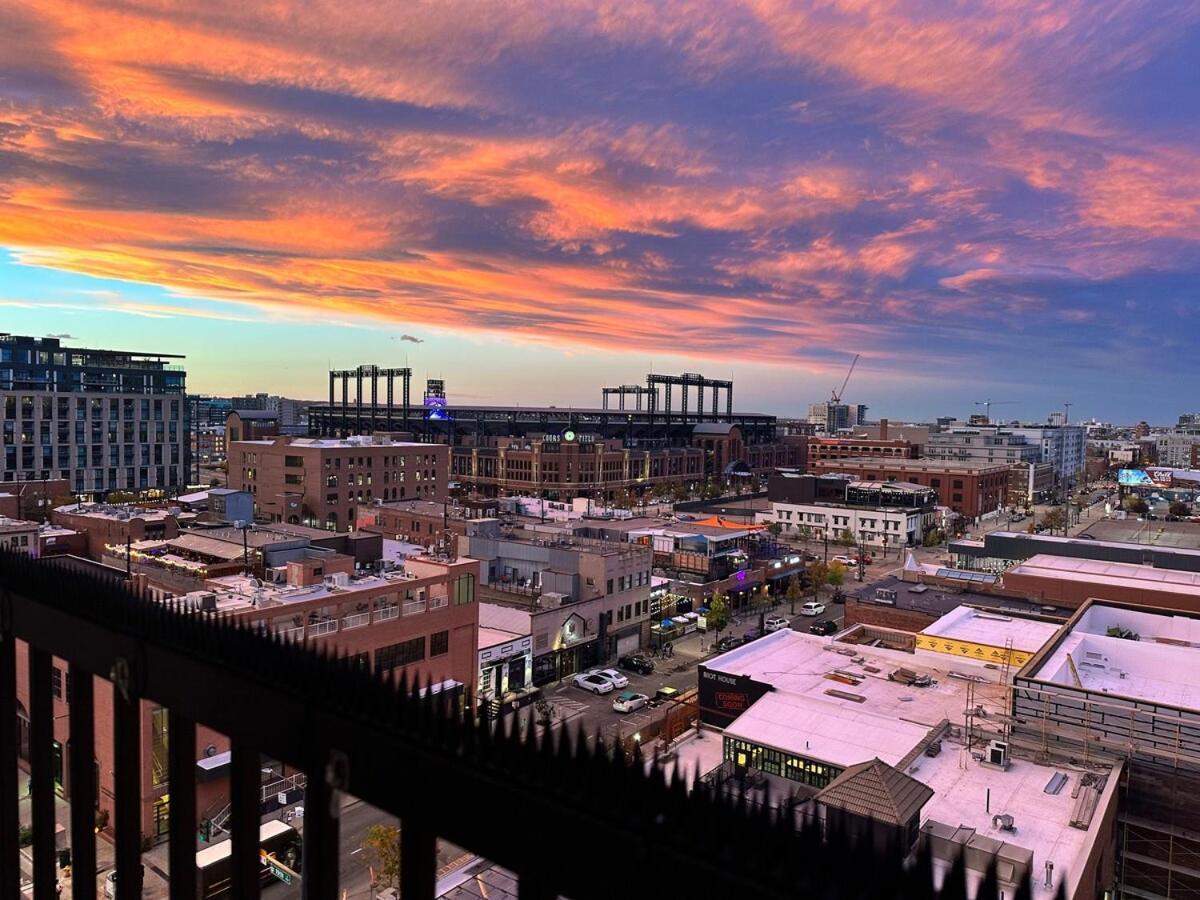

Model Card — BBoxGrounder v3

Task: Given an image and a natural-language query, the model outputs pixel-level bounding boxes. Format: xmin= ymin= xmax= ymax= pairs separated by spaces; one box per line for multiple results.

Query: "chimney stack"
xmin=879 ymin=418 xmax=889 ymax=441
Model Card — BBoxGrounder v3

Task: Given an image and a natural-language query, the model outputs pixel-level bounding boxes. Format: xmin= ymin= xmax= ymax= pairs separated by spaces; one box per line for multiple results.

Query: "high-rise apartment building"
xmin=0 ymin=334 xmax=188 ymax=497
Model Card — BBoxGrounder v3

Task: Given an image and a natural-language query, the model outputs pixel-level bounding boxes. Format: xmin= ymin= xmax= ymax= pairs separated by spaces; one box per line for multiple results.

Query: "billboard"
xmin=698 ymin=666 xmax=772 ymax=728
xmin=1118 ymin=469 xmax=1153 ymax=486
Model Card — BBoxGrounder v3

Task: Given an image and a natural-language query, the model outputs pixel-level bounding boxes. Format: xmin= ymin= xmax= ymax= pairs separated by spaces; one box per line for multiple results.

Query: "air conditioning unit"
xmin=199 ymin=593 xmax=218 ymax=613
xmin=986 ymin=740 xmax=1010 ymax=769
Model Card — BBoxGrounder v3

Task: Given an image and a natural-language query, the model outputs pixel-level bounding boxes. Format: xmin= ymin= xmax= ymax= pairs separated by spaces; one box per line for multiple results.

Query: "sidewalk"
xmin=15 ymin=770 xmax=172 ymax=899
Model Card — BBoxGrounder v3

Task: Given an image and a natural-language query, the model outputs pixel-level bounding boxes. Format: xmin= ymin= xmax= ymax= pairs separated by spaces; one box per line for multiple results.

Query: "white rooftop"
xmin=916 ymin=743 xmax=1121 ymax=900
xmin=707 ymin=629 xmax=1007 ymax=731
xmin=479 ymin=603 xmax=532 ymax=636
xmin=920 ymin=606 xmax=1062 ymax=653
xmin=1010 ymin=553 xmax=1200 ymax=597
xmin=724 ymin=691 xmax=931 ymax=768
xmin=55 ymin=503 xmax=193 ymax=523
xmin=1029 ymin=603 xmax=1200 ymax=710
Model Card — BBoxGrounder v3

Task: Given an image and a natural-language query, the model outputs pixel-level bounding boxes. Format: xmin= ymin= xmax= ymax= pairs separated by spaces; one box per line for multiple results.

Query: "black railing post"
xmin=400 ymin=821 xmax=436 ymax=900
xmin=167 ymin=709 xmax=196 ymax=900
xmin=230 ymin=740 xmax=262 ymax=900
xmin=68 ymin=665 xmax=97 ymax=900
xmin=112 ymin=657 xmax=143 ymax=900
xmin=301 ymin=752 xmax=341 ymax=900
xmin=0 ymin=619 xmax=20 ymax=900
xmin=29 ymin=647 xmax=56 ymax=900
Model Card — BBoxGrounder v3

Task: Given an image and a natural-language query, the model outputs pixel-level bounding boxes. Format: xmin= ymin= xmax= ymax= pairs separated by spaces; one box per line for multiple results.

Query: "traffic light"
xmin=199 ymin=818 xmax=211 ymax=843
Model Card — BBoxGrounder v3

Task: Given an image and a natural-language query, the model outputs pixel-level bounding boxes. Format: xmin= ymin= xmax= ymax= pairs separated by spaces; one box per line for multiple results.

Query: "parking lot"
xmin=539 ymin=598 xmax=850 ymax=740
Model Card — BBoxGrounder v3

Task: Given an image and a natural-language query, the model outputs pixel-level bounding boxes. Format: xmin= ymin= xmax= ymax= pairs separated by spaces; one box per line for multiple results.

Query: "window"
xmin=430 ymin=630 xmax=449 ymax=657
xmin=952 ymin=479 xmax=964 ymax=489
xmin=606 ymin=578 xmax=614 ymax=594
xmin=51 ymin=667 xmax=63 ymax=699
xmin=453 ymin=573 xmax=475 ymax=605
xmin=374 ymin=637 xmax=426 ymax=671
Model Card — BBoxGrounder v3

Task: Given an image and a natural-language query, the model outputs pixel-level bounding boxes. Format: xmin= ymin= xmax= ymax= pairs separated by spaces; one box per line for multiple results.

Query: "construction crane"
xmin=831 ymin=353 xmax=860 ymax=403
xmin=974 ymin=399 xmax=1017 ymax=424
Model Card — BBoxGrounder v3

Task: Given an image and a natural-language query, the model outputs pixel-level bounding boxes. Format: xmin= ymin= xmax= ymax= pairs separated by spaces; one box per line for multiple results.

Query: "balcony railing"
xmin=341 ymin=611 xmax=370 ymax=630
xmin=374 ymin=603 xmax=399 ymax=622
xmin=0 ymin=550 xmax=1045 ymax=900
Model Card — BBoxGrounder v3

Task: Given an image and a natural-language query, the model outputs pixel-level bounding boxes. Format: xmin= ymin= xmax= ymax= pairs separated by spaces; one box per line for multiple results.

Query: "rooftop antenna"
xmin=1063 ymin=401 xmax=1072 ymax=424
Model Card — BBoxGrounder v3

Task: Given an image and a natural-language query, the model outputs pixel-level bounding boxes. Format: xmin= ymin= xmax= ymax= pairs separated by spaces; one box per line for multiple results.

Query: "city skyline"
xmin=3 ymin=1 xmax=1199 ymax=420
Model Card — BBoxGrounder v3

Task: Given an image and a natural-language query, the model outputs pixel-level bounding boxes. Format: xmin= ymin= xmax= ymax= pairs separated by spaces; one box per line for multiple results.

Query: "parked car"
xmin=831 ymin=555 xmax=855 ymax=566
xmin=573 ymin=672 xmax=615 ymax=695
xmin=714 ymin=634 xmax=744 ymax=653
xmin=809 ymin=619 xmax=839 ymax=636
xmin=654 ymin=686 xmax=681 ymax=704
xmin=591 ymin=668 xmax=630 ymax=689
xmin=617 ymin=653 xmax=655 ymax=675
xmin=764 ymin=614 xmax=790 ymax=633
xmin=612 ymin=690 xmax=650 ymax=713
xmin=799 ymin=601 xmax=826 ymax=617
xmin=743 ymin=627 xmax=765 ymax=641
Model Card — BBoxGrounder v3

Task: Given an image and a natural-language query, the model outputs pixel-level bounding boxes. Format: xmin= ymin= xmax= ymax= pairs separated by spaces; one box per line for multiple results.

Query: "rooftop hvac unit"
xmin=992 ymin=813 xmax=1017 ymax=833
xmin=199 ymin=593 xmax=218 ymax=613
xmin=986 ymin=740 xmax=1010 ymax=770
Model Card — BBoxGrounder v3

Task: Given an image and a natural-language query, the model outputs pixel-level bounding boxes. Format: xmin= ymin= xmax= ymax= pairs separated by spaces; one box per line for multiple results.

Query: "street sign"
xmin=267 ymin=863 xmax=293 ymax=885
xmin=261 ymin=850 xmax=300 ymax=885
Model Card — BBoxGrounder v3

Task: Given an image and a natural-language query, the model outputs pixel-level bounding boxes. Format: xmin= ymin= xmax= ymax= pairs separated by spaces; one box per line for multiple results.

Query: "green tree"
xmin=785 ymin=574 xmax=803 ymax=615
xmin=706 ymin=592 xmax=731 ymax=638
xmin=838 ymin=528 xmax=856 ymax=546
xmin=363 ymin=823 xmax=401 ymax=888
xmin=1170 ymin=500 xmax=1192 ymax=518
xmin=1040 ymin=507 xmax=1068 ymax=534
xmin=827 ymin=562 xmax=846 ymax=590
xmin=808 ymin=561 xmax=829 ymax=599
xmin=1123 ymin=495 xmax=1148 ymax=515
xmin=799 ymin=525 xmax=812 ymax=550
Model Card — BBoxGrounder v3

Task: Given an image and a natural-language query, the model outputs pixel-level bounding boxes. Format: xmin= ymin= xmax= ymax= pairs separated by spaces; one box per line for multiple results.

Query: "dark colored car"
xmin=743 ymin=627 xmax=764 ymax=642
xmin=809 ymin=619 xmax=839 ymax=636
xmin=714 ymin=635 xmax=744 ymax=653
xmin=617 ymin=653 xmax=655 ymax=675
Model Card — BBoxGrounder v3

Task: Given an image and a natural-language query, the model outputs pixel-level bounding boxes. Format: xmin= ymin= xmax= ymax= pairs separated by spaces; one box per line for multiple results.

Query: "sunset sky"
xmin=2 ymin=1 xmax=1198 ymax=421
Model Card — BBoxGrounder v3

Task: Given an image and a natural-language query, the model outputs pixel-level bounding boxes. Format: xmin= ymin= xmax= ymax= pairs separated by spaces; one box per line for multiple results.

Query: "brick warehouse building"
xmin=227 ymin=434 xmax=448 ymax=532
xmin=806 ymin=457 xmax=1010 ymax=518
xmin=13 ymin=553 xmax=478 ymax=842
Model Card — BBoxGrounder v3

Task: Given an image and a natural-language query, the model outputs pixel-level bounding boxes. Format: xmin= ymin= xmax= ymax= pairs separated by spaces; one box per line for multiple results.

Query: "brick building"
xmin=228 ymin=435 xmax=448 ymax=532
xmin=14 ymin=553 xmax=478 ymax=842
xmin=806 ymin=457 xmax=1010 ymax=517
xmin=805 ymin=436 xmax=915 ymax=464
xmin=50 ymin=502 xmax=188 ymax=560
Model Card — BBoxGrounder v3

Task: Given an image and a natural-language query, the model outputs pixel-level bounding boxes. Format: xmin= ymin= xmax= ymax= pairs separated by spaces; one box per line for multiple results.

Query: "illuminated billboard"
xmin=1118 ymin=469 xmax=1153 ymax=486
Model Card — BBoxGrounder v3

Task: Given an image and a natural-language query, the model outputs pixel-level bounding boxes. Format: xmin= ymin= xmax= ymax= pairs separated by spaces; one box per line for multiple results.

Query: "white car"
xmin=799 ymin=601 xmax=826 ymax=617
xmin=764 ymin=615 xmax=790 ymax=633
xmin=612 ymin=691 xmax=650 ymax=713
xmin=591 ymin=668 xmax=630 ymax=689
xmin=574 ymin=672 xmax=615 ymax=694
xmin=831 ymin=555 xmax=856 ymax=566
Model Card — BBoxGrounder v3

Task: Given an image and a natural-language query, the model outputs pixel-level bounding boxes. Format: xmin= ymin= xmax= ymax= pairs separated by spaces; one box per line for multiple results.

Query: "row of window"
xmin=1 ymin=395 xmax=182 ymax=421
xmin=373 ymin=629 xmax=450 ymax=671
xmin=724 ymin=737 xmax=841 ymax=788
xmin=3 ymin=420 xmax=180 ymax=446
xmin=605 ymin=571 xmax=651 ymax=594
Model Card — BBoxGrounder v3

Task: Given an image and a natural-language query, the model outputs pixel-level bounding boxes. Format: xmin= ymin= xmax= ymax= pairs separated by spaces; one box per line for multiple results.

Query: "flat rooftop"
xmin=188 ymin=522 xmax=343 ymax=546
xmin=0 ymin=517 xmax=38 ymax=533
xmin=198 ymin=568 xmax=434 ymax=612
xmin=1027 ymin=603 xmax=1200 ymax=710
xmin=916 ymin=740 xmax=1120 ymax=900
xmin=54 ymin=503 xmax=194 ymax=524
xmin=724 ymin=690 xmax=931 ymax=769
xmin=919 ymin=605 xmax=1063 ymax=653
xmin=810 ymin=457 xmax=1011 ymax=473
xmin=852 ymin=576 xmax=1073 ymax=619
xmin=707 ymin=630 xmax=1008 ymax=732
xmin=1010 ymin=553 xmax=1200 ymax=597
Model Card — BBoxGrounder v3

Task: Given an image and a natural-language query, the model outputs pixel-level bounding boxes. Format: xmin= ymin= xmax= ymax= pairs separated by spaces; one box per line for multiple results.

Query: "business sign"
xmin=913 ymin=634 xmax=1032 ymax=667
xmin=698 ymin=666 xmax=772 ymax=728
